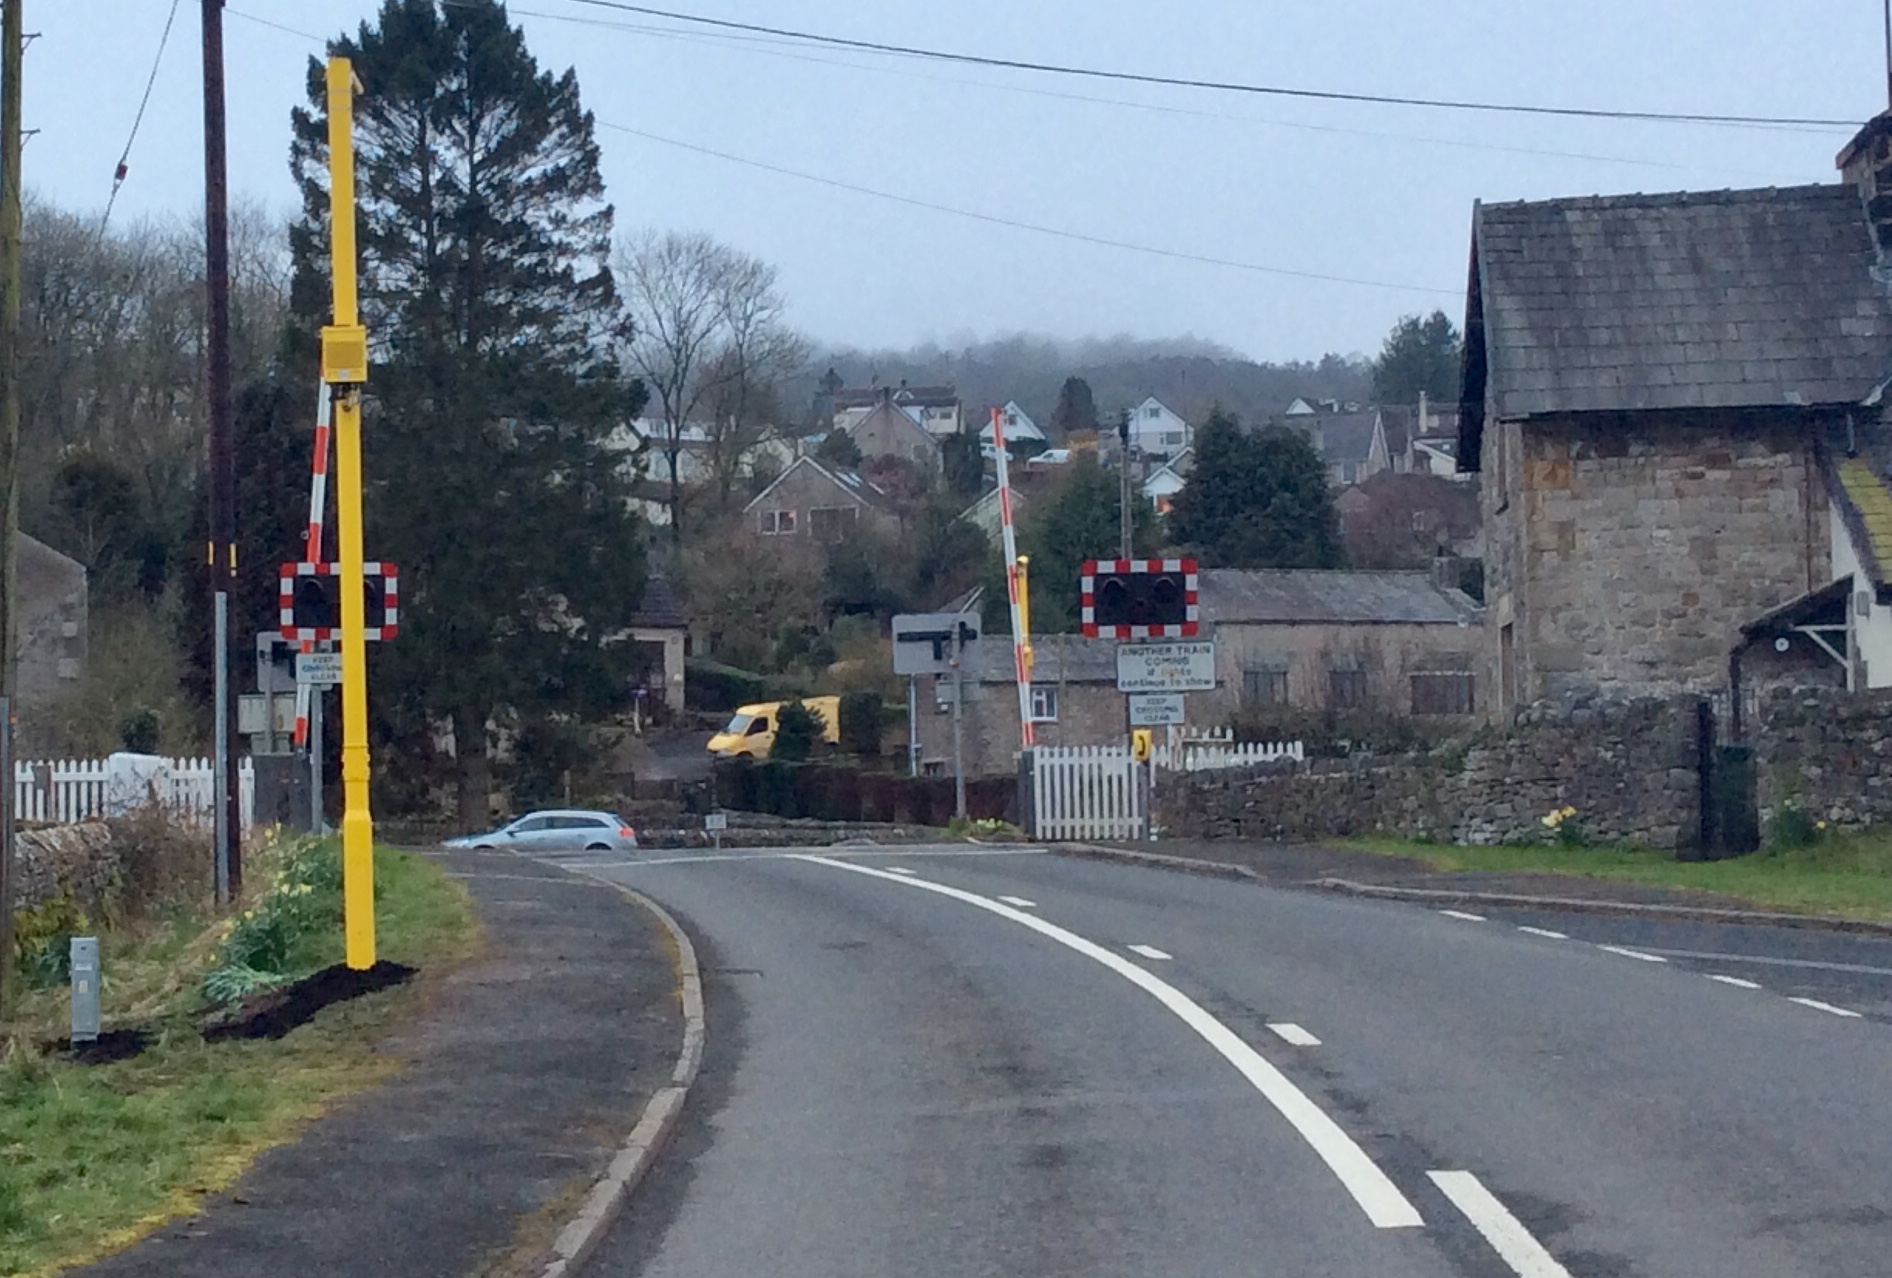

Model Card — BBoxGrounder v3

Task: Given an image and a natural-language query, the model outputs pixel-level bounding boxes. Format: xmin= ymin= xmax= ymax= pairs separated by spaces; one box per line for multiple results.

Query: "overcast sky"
xmin=24 ymin=1 xmax=1889 ymax=361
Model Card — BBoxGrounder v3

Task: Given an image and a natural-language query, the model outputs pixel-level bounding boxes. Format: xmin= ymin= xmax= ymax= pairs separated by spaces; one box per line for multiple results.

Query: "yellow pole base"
xmin=341 ymin=802 xmax=375 ymax=970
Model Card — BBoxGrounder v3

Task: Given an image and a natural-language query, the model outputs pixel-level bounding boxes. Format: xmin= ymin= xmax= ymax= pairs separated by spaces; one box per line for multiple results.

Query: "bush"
xmin=771 ymin=700 xmax=822 ymax=762
xmin=11 ymin=896 xmax=90 ymax=988
xmin=118 ymin=706 xmax=161 ymax=754
xmin=202 ymin=836 xmax=344 ymax=1004
xmin=106 ymin=806 xmax=213 ymax=917
xmin=839 ymin=691 xmax=883 ymax=757
xmin=685 ymin=658 xmax=772 ymax=713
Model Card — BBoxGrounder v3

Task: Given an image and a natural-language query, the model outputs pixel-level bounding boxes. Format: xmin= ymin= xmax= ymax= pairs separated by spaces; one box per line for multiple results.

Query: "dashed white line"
xmin=1268 ymin=1023 xmax=1322 ymax=1047
xmin=1788 ymin=996 xmax=1864 ymax=1018
xmin=883 ymin=867 xmax=918 ymax=875
xmin=1706 ymin=974 xmax=1762 ymax=990
xmin=1429 ymin=1170 xmax=1574 ymax=1278
xmin=997 ymin=895 xmax=1037 ymax=909
xmin=1596 ymin=944 xmax=1667 ymax=963
xmin=1127 ymin=944 xmax=1172 ymax=961
xmin=1439 ymin=909 xmax=1486 ymax=922
xmin=1517 ymin=926 xmax=1568 ymax=940
xmin=796 ymin=854 xmax=1424 ymax=1229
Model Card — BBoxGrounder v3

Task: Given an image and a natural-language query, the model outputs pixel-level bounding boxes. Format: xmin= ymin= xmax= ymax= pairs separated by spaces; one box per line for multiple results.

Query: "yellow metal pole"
xmin=323 ymin=57 xmax=375 ymax=970
xmin=1016 ymin=555 xmax=1033 ymax=682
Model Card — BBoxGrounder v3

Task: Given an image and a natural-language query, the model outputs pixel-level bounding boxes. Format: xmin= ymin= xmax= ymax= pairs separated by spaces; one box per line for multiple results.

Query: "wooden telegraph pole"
xmin=0 ymin=0 xmax=24 ymax=1016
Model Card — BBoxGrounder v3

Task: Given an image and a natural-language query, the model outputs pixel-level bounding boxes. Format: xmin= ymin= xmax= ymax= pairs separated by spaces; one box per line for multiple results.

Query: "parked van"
xmin=706 ymin=697 xmax=842 ymax=759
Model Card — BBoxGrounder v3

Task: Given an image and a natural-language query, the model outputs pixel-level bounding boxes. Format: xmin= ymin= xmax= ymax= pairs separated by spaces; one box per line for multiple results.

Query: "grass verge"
xmin=1341 ymin=834 xmax=1892 ymax=921
xmin=0 ymin=844 xmax=478 ymax=1277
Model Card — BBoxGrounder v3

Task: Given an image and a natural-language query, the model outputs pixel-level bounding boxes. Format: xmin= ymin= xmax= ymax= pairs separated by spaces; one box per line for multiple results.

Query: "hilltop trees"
xmin=1168 ymin=409 xmax=1343 ymax=570
xmin=1372 ymin=310 xmax=1462 ymax=405
xmin=291 ymin=0 xmax=645 ymax=821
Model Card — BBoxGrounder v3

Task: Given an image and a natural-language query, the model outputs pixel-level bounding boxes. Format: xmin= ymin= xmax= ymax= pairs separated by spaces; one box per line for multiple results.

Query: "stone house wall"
xmin=1483 ymin=412 xmax=1829 ymax=708
xmin=747 ymin=463 xmax=896 ymax=539
xmin=916 ymin=678 xmax=1123 ymax=777
xmin=1203 ymin=619 xmax=1487 ymax=723
xmin=17 ymin=535 xmax=85 ymax=711
xmin=1158 ymin=695 xmax=1705 ymax=850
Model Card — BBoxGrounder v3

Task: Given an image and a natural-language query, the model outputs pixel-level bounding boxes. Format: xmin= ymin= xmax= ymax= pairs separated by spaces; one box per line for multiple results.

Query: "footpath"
xmin=77 ymin=847 xmax=685 ymax=1278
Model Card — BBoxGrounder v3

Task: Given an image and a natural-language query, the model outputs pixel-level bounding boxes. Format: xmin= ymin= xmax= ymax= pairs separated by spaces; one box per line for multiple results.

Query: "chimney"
xmin=1839 ymin=111 xmax=1892 ymax=262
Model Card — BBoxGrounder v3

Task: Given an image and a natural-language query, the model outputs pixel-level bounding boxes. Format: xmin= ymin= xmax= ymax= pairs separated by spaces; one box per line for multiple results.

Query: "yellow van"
xmin=707 ymin=697 xmax=842 ymax=759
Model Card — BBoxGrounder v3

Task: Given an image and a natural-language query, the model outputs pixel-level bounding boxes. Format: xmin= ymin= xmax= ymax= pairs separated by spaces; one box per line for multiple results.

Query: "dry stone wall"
xmin=1751 ymin=686 xmax=1892 ymax=833
xmin=1159 ymin=695 xmax=1705 ymax=850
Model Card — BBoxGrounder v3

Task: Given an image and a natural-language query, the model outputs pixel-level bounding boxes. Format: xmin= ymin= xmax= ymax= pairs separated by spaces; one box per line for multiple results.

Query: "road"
xmin=553 ymin=843 xmax=1892 ymax=1278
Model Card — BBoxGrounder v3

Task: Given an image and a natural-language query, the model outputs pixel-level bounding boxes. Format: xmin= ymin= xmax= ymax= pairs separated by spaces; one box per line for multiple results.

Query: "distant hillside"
xmin=784 ymin=334 xmax=1372 ymax=433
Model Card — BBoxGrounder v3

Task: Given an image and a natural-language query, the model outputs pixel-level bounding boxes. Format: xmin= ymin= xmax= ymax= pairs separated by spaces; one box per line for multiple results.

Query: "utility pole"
xmin=1118 ymin=410 xmax=1133 ymax=559
xmin=0 ymin=0 xmax=21 ymax=1016
xmin=201 ymin=0 xmax=239 ymax=902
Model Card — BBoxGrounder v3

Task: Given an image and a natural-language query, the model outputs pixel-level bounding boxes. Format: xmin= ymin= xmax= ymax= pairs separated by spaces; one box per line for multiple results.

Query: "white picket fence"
xmin=1153 ymin=729 xmax=1303 ymax=773
xmin=1030 ymin=745 xmax=1145 ymax=842
xmin=13 ymin=755 xmax=256 ymax=828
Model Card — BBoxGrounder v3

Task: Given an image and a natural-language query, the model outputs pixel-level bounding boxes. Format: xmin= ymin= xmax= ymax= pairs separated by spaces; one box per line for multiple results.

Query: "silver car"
xmin=444 ymin=809 xmax=639 ymax=854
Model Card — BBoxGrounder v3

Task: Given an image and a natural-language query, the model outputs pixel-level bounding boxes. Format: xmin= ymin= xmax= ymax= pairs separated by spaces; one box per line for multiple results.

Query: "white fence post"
xmin=1029 ymin=744 xmax=1145 ymax=842
xmin=10 ymin=754 xmax=253 ymax=830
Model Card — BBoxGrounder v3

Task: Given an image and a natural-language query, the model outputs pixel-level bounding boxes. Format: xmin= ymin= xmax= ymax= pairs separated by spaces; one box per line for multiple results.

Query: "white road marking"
xmin=795 ymin=854 xmax=1423 ymax=1229
xmin=1517 ymin=926 xmax=1568 ymax=940
xmin=1617 ymin=947 xmax=1892 ymax=979
xmin=997 ymin=895 xmax=1037 ymax=908
xmin=1127 ymin=944 xmax=1172 ymax=961
xmin=883 ymin=867 xmax=918 ymax=875
xmin=1439 ymin=909 xmax=1486 ymax=922
xmin=1596 ymin=944 xmax=1667 ymax=963
xmin=599 ymin=848 xmax=1048 ymax=869
xmin=1268 ymin=1023 xmax=1322 ymax=1047
xmin=1788 ymin=996 xmax=1864 ymax=1018
xmin=1429 ymin=1170 xmax=1573 ymax=1278
xmin=1706 ymin=974 xmax=1762 ymax=990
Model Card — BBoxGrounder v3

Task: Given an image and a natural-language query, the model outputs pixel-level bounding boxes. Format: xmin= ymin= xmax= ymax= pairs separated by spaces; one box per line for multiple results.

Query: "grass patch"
xmin=0 ymin=843 xmax=477 ymax=1277
xmin=1341 ymin=833 xmax=1892 ymax=921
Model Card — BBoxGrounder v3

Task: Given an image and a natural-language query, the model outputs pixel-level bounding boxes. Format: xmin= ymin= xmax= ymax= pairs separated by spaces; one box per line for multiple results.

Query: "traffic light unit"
xmin=1081 ymin=558 xmax=1199 ymax=639
xmin=279 ymin=561 xmax=399 ymax=641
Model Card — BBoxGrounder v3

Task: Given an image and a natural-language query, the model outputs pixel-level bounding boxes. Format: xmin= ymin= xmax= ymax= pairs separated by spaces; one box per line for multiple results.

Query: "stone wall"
xmin=1751 ymin=686 xmax=1892 ymax=832
xmin=1159 ymin=695 xmax=1704 ymax=849
xmin=1484 ymin=412 xmax=1829 ymax=707
xmin=12 ymin=822 xmax=119 ymax=913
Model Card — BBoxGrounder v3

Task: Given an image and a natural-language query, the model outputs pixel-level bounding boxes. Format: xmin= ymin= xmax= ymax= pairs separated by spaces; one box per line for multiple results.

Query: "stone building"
xmin=839 ymin=393 xmax=943 ymax=469
xmin=1459 ymin=160 xmax=1892 ymax=711
xmin=913 ymin=633 xmax=1121 ymax=778
xmin=18 ymin=534 xmax=86 ymax=709
xmin=743 ymin=456 xmax=902 ymax=540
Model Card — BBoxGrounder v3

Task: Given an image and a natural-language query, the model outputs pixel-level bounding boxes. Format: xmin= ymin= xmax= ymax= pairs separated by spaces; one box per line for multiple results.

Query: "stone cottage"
xmin=1459 ymin=156 xmax=1892 ymax=711
xmin=840 ymin=392 xmax=943 ymax=469
xmin=743 ymin=456 xmax=902 ymax=540
xmin=913 ymin=633 xmax=1121 ymax=778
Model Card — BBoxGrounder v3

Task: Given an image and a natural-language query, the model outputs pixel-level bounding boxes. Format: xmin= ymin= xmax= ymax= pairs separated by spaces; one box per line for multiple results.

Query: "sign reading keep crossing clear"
xmin=296 ymin=651 xmax=344 ymax=686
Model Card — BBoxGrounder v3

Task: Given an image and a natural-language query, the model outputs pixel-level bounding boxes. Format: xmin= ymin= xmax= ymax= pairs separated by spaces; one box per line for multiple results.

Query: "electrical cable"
xmin=597 ymin=120 xmax=1458 ymax=295
xmin=224 ymin=7 xmax=324 ymax=43
xmin=99 ymin=0 xmax=184 ymax=239
xmin=554 ymin=0 xmax=1858 ymax=129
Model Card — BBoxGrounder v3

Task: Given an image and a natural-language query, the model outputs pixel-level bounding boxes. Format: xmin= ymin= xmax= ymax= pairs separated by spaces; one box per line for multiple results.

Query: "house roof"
xmin=1199 ymin=569 xmax=1477 ymax=625
xmin=629 ymin=575 xmax=688 ymax=630
xmin=1461 ymin=184 xmax=1892 ymax=465
xmin=741 ymin=455 xmax=899 ymax=514
xmin=1739 ymin=575 xmax=1851 ymax=639
xmin=1277 ymin=410 xmax=1381 ymax=466
xmin=967 ymin=633 xmax=1120 ymax=683
xmin=835 ymin=385 xmax=959 ymax=409
xmin=846 ymin=399 xmax=942 ymax=453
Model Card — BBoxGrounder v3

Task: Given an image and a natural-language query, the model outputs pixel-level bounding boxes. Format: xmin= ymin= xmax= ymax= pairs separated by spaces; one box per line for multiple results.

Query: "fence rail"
xmin=13 ymin=755 xmax=255 ymax=828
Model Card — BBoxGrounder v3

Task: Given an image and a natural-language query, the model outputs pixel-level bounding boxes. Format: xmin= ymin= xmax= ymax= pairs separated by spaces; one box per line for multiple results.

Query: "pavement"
xmin=77 ymin=847 xmax=682 ymax=1278
xmin=580 ymin=842 xmax=1892 ymax=1277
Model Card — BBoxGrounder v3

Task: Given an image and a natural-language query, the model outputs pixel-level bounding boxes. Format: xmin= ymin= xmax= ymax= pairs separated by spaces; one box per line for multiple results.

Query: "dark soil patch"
xmin=42 ymin=1028 xmax=152 ymax=1065
xmin=202 ymin=961 xmax=416 ymax=1042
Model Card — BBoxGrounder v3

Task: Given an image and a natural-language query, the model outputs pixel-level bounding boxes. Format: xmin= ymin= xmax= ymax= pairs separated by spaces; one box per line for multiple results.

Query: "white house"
xmin=1126 ymin=397 xmax=1191 ymax=458
xmin=1143 ymin=447 xmax=1194 ymax=513
xmin=833 ymin=384 xmax=962 ymax=438
xmin=979 ymin=401 xmax=1047 ymax=448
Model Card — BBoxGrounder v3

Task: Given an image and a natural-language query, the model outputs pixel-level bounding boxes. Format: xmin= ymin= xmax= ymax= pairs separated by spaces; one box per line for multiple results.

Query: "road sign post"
xmin=892 ymin=611 xmax=981 ymax=819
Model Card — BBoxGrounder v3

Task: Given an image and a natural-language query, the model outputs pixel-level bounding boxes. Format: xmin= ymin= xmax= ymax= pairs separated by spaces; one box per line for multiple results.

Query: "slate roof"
xmin=1274 ymin=410 xmax=1380 ymax=466
xmin=629 ymin=576 xmax=688 ymax=630
xmin=834 ymin=384 xmax=959 ymax=409
xmin=741 ymin=456 xmax=900 ymax=514
xmin=1461 ymin=183 xmax=1892 ymax=462
xmin=966 ymin=633 xmax=1120 ymax=683
xmin=1199 ymin=569 xmax=1476 ymax=625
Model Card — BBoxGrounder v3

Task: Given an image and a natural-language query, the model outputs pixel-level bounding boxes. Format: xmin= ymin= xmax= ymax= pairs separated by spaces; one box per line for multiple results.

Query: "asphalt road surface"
xmin=549 ymin=843 xmax=1892 ymax=1278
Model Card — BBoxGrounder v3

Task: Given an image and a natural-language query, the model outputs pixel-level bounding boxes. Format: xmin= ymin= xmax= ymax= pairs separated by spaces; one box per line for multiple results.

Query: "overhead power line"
xmin=557 ymin=0 xmax=1857 ymax=129
xmin=99 ymin=0 xmax=183 ymax=238
xmin=597 ymin=120 xmax=1458 ymax=296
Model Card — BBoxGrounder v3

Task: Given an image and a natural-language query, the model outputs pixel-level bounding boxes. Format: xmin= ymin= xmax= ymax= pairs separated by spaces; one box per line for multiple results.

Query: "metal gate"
xmin=1028 ymin=745 xmax=1146 ymax=842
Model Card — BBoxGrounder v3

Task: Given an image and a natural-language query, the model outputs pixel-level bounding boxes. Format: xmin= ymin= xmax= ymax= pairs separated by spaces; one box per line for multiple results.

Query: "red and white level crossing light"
xmin=1081 ymin=558 xmax=1199 ymax=639
xmin=280 ymin=561 xmax=399 ymax=642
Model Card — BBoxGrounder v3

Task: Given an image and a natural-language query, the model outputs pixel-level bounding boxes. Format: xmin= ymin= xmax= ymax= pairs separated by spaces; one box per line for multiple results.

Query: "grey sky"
xmin=26 ymin=1 xmax=1888 ymax=361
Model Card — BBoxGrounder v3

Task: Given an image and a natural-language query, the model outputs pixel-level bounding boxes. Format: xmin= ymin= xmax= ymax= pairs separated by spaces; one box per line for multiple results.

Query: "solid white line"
xmin=1439 ymin=909 xmax=1486 ymax=922
xmin=1517 ymin=926 xmax=1568 ymax=940
xmin=1268 ymin=1023 xmax=1322 ymax=1047
xmin=598 ymin=848 xmax=1049 ymax=869
xmin=794 ymin=854 xmax=1423 ymax=1229
xmin=1596 ymin=944 xmax=1667 ymax=963
xmin=997 ymin=895 xmax=1037 ymax=909
xmin=1706 ymin=974 xmax=1762 ymax=990
xmin=883 ymin=867 xmax=918 ymax=875
xmin=1127 ymin=944 xmax=1172 ymax=961
xmin=1429 ymin=1170 xmax=1574 ymax=1278
xmin=1788 ymin=996 xmax=1864 ymax=1018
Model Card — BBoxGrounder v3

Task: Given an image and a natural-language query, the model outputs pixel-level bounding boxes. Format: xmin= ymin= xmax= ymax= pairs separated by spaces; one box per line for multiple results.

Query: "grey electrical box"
xmin=70 ymin=936 xmax=100 ymax=1044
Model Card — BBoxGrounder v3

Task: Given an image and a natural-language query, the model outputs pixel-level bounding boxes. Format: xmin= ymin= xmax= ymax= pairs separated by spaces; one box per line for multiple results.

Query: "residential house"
xmin=743 ymin=456 xmax=902 ymax=540
xmin=1335 ymin=472 xmax=1483 ymax=572
xmin=1276 ymin=406 xmax=1392 ymax=489
xmin=612 ymin=576 xmax=689 ymax=713
xmin=834 ymin=382 xmax=962 ymax=438
xmin=17 ymin=535 xmax=85 ymax=712
xmin=979 ymin=401 xmax=1048 ymax=451
xmin=958 ymin=485 xmax=1031 ymax=547
xmin=1199 ymin=569 xmax=1486 ymax=722
xmin=841 ymin=394 xmax=944 ymax=469
xmin=1143 ymin=447 xmax=1194 ymax=514
xmin=1126 ymin=397 xmax=1192 ymax=460
xmin=914 ymin=634 xmax=1123 ymax=777
xmin=1459 ymin=133 xmax=1892 ymax=711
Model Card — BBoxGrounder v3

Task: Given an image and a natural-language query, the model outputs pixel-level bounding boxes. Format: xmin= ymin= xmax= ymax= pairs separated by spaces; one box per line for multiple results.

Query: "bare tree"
xmin=616 ymin=231 xmax=802 ymax=535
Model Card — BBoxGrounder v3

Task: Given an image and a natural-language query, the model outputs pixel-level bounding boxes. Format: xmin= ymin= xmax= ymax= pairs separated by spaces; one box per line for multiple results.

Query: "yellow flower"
xmin=1561 ymin=806 xmax=1577 ymax=818
xmin=1816 ymin=820 xmax=1828 ymax=830
xmin=243 ymin=910 xmax=254 ymax=920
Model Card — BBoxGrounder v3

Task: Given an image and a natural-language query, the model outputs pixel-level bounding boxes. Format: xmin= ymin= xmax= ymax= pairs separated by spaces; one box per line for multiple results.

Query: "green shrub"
xmin=685 ymin=659 xmax=771 ymax=713
xmin=771 ymin=700 xmax=822 ymax=762
xmin=839 ymin=691 xmax=883 ymax=757
xmin=12 ymin=896 xmax=91 ymax=988
xmin=118 ymin=705 xmax=161 ymax=754
xmin=202 ymin=837 xmax=344 ymax=1004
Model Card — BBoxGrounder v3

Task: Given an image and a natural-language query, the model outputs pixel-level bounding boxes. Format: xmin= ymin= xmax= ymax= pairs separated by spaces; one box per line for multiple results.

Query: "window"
xmin=1411 ymin=672 xmax=1475 ymax=716
xmin=1243 ymin=667 xmax=1289 ymax=707
xmin=1412 ymin=510 xmax=1434 ymax=534
xmin=1147 ymin=406 xmax=1162 ymax=419
xmin=510 ymin=816 xmax=551 ymax=833
xmin=1329 ymin=667 xmax=1368 ymax=710
xmin=1029 ymin=685 xmax=1058 ymax=722
xmin=759 ymin=508 xmax=797 ymax=535
xmin=745 ymin=716 xmax=771 ymax=736
xmin=1164 ymin=432 xmax=1184 ymax=447
xmin=810 ymin=506 xmax=858 ymax=539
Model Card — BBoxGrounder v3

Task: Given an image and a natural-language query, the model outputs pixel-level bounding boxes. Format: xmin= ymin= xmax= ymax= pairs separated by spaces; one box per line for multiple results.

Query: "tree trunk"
xmin=454 ymin=705 xmax=491 ymax=829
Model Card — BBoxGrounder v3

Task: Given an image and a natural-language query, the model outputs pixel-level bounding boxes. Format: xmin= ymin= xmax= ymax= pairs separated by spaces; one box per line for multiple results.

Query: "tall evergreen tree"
xmin=1372 ymin=310 xmax=1462 ymax=404
xmin=289 ymin=0 xmax=646 ymax=821
xmin=984 ymin=456 xmax=1156 ymax=632
xmin=1048 ymin=375 xmax=1098 ymax=442
xmin=1168 ymin=409 xmax=1342 ymax=569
